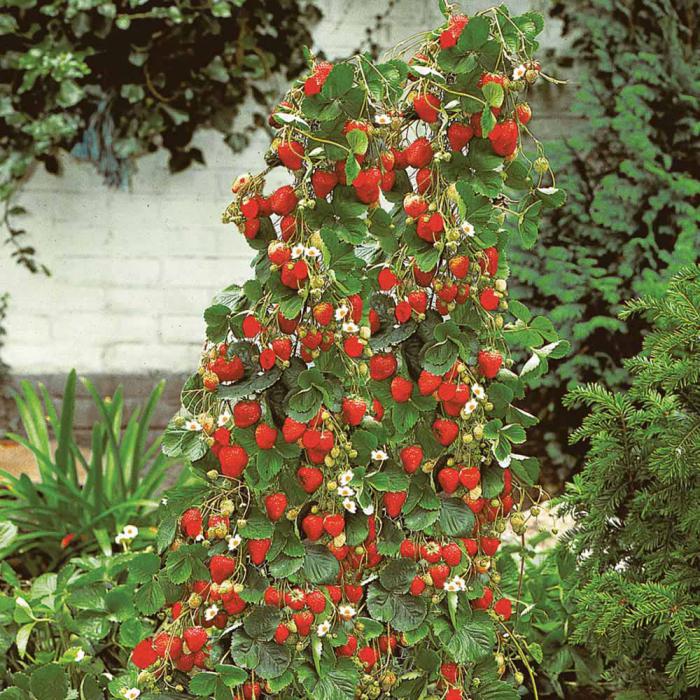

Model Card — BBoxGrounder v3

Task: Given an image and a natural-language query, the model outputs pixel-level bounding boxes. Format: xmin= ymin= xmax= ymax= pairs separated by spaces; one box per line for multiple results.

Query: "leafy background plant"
xmin=510 ymin=0 xmax=700 ymax=482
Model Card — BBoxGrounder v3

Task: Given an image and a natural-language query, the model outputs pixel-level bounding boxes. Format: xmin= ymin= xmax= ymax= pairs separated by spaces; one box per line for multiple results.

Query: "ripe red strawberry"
xmin=418 ymin=370 xmax=442 ymax=395
xmin=297 ymin=466 xmax=324 ymax=493
xmin=233 ymin=400 xmax=261 ymax=428
xmin=323 ymin=513 xmax=345 ymax=537
xmin=342 ymin=396 xmax=367 ymax=426
xmin=325 ymin=585 xmax=343 ymax=604
xmin=301 ymin=513 xmax=324 ymax=541
xmin=413 ymin=93 xmax=441 ymax=123
xmin=439 ymin=14 xmax=468 ymax=48
xmin=477 ymin=349 xmax=503 ymax=378
xmin=264 ymin=587 xmax=282 ymax=607
xmin=404 ymin=137 xmax=433 ymax=168
xmin=209 ymin=555 xmax=236 ymax=584
xmin=369 ymin=353 xmax=397 ymax=381
xmin=390 ymin=376 xmax=413 ymax=403
xmin=271 ymin=337 xmax=292 ymax=361
xmin=378 ymin=267 xmax=399 ymax=290
xmin=416 ymin=212 xmax=444 ymax=243
xmin=420 ymin=541 xmax=442 ymax=564
xmin=416 ymin=167 xmax=432 ymax=194
xmin=183 ymin=627 xmax=208 ymax=653
xmin=433 ymin=418 xmax=459 ymax=446
xmin=488 ymin=119 xmax=519 ymax=157
xmin=219 ymin=444 xmax=249 ymax=478
xmin=312 ymin=301 xmax=333 ymax=327
xmin=480 ymin=246 xmax=499 ymax=276
xmin=154 ymin=632 xmax=182 ymax=660
xmin=293 ymin=610 xmax=314 ymax=636
xmin=255 ymin=423 xmax=278 ymax=450
xmin=175 ymin=653 xmax=195 ymax=672
xmin=312 ymin=169 xmax=338 ymax=199
xmin=277 ymin=140 xmax=304 ymax=170
xmin=409 ymin=576 xmax=426 ymax=596
xmin=373 ymin=398 xmax=384 ymax=421
xmin=305 ymin=590 xmax=327 ymax=614
xmin=301 ymin=328 xmax=322 ymax=350
xmin=462 ymin=538 xmax=478 ymax=557
xmin=441 ymin=662 xmax=459 ymax=684
xmin=267 ymin=240 xmax=291 ymax=266
xmin=329 ymin=542 xmax=349 ymax=560
xmin=352 ymin=167 xmax=382 ymax=204
xmin=516 ymin=102 xmax=532 ymax=125
xmin=378 ymin=634 xmax=397 ymax=654
xmin=480 ymin=536 xmax=501 ymax=556
xmin=242 ymin=682 xmax=261 ymax=700
xmin=383 ymin=491 xmax=407 ymax=518
xmin=441 ymin=542 xmax=462 ymax=567
xmin=131 ymin=637 xmax=158 ymax=669
xmin=447 ymin=122 xmax=474 ymax=151
xmin=285 ymin=588 xmax=306 ymax=610
xmin=408 ymin=290 xmax=427 ymax=313
xmin=278 ymin=311 xmax=300 ymax=333
xmin=336 ymin=634 xmax=358 ymax=657
xmin=243 ymin=217 xmax=260 ymax=239
xmin=395 ymin=300 xmax=412 ymax=324
xmin=274 ymin=623 xmax=290 ymax=644
xmin=181 ymin=508 xmax=203 ymax=538
xmin=242 ymin=315 xmax=262 ymax=338
xmin=446 ymin=690 xmax=463 ymax=700
xmin=248 ymin=538 xmax=271 ymax=565
xmin=270 ymin=185 xmax=298 ymax=216
xmin=259 ymin=347 xmax=276 ymax=371
xmin=400 ymin=444 xmax=423 ymax=473
xmin=283 ymin=417 xmax=306 ymax=443
xmin=479 ymin=287 xmax=499 ymax=311
xmin=209 ymin=355 xmax=244 ymax=382
xmin=279 ymin=214 xmax=296 ymax=241
xmin=437 ymin=467 xmax=460 ymax=494
xmin=472 ymin=587 xmax=493 ymax=610
xmin=348 ymin=293 xmax=363 ymax=322
xmin=304 ymin=61 xmax=333 ymax=96
xmin=494 ymin=597 xmax=513 ymax=620
xmin=459 ymin=466 xmax=481 ymax=489
xmin=438 ymin=382 xmax=457 ymax=402
xmin=399 ymin=540 xmax=417 ymax=559
xmin=429 ymin=563 xmax=450 ymax=589
xmin=403 ymin=193 xmax=428 ymax=218
xmin=449 ymin=255 xmax=470 ymax=279
xmin=358 ymin=646 xmax=379 ymax=670
xmin=265 ymin=493 xmax=287 ymax=522
xmin=343 ymin=335 xmax=364 ymax=357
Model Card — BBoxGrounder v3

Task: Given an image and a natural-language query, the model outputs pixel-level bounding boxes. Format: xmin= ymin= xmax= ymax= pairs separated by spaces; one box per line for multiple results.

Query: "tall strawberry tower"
xmin=125 ymin=4 xmax=567 ymax=699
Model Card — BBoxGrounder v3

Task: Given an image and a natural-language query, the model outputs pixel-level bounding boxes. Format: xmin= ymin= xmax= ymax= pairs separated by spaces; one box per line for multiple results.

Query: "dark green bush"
xmin=559 ymin=266 xmax=700 ymax=697
xmin=511 ymin=0 xmax=700 ymax=480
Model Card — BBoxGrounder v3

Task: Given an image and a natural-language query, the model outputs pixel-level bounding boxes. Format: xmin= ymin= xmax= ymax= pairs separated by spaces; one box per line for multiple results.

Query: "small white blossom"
xmin=217 ymin=411 xmax=232 ymax=427
xmin=362 ymin=502 xmax=375 ymax=516
xmin=74 ymin=649 xmax=86 ymax=662
xmin=472 ymin=384 xmax=486 ymax=401
xmin=123 ymin=525 xmax=139 ymax=539
xmin=160 ymin=497 xmax=169 ymax=506
xmin=338 ymin=469 xmax=354 ymax=486
xmin=342 ymin=321 xmax=359 ymax=334
xmin=317 ymin=620 xmax=331 ymax=637
xmin=337 ymin=485 xmax=355 ymax=498
xmin=342 ymin=498 xmax=357 ymax=514
xmin=371 ymin=449 xmax=388 ymax=462
xmin=335 ymin=305 xmax=349 ymax=321
xmin=291 ymin=244 xmax=305 ymax=259
xmin=304 ymin=246 xmax=321 ymax=259
xmin=103 ymin=672 xmax=114 ymax=681
xmin=444 ymin=575 xmax=467 ymax=592
xmin=123 ymin=690 xmax=141 ymax=700
xmin=461 ymin=221 xmax=475 ymax=237
xmin=538 ymin=186 xmax=557 ymax=195
xmin=374 ymin=114 xmax=391 ymax=125
xmin=461 ymin=399 xmax=478 ymax=417
xmin=195 ymin=533 xmax=205 ymax=542
xmin=338 ymin=604 xmax=356 ymax=620
xmin=512 ymin=64 xmax=526 ymax=80
xmin=185 ymin=419 xmax=202 ymax=432
xmin=228 ymin=534 xmax=242 ymax=551
xmin=204 ymin=605 xmax=219 ymax=621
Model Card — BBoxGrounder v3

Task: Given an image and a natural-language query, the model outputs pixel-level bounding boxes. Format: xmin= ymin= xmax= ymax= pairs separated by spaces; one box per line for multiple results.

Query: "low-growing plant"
xmin=0 ymin=371 xmax=176 ymax=572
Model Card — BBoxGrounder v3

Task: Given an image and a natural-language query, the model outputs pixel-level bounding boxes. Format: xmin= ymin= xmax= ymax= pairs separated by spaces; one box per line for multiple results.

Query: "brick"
xmin=102 ymin=343 xmax=202 ymax=373
xmin=51 ymin=312 xmax=157 ymax=344
xmin=160 ymin=315 xmax=206 ymax=344
xmin=160 ymin=258 xmax=250 ymax=288
xmin=56 ymin=257 xmax=160 ymax=287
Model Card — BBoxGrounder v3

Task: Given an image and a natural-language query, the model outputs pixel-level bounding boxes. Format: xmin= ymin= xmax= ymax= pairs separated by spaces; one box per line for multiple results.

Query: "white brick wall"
xmin=0 ymin=0 xmax=567 ymax=375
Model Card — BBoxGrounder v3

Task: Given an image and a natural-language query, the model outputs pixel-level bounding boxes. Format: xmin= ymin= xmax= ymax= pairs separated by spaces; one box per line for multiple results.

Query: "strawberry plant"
xmin=120 ymin=3 xmax=568 ymax=698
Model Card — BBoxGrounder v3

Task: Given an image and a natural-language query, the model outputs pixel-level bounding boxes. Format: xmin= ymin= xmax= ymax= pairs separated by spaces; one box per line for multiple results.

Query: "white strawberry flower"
xmin=374 ymin=114 xmax=391 ymax=125
xmin=472 ymin=383 xmax=486 ymax=401
xmin=204 ymin=604 xmax=219 ymax=621
xmin=461 ymin=399 xmax=478 ymax=417
xmin=185 ymin=419 xmax=202 ymax=432
xmin=371 ymin=449 xmax=388 ymax=462
xmin=342 ymin=498 xmax=357 ymax=514
xmin=461 ymin=221 xmax=475 ymax=237
xmin=337 ymin=485 xmax=355 ymax=498
xmin=123 ymin=690 xmax=141 ymax=700
xmin=74 ymin=648 xmax=86 ymax=662
xmin=362 ymin=503 xmax=375 ymax=515
xmin=304 ymin=246 xmax=321 ymax=259
xmin=123 ymin=525 xmax=139 ymax=539
xmin=335 ymin=305 xmax=349 ymax=320
xmin=160 ymin=497 xmax=169 ymax=506
xmin=342 ymin=321 xmax=359 ymax=334
xmin=338 ymin=604 xmax=356 ymax=620
xmin=444 ymin=575 xmax=467 ymax=592
xmin=338 ymin=469 xmax=354 ymax=486
xmin=291 ymin=244 xmax=305 ymax=259
xmin=512 ymin=64 xmax=526 ymax=80
xmin=217 ymin=411 xmax=232 ymax=427
xmin=228 ymin=534 xmax=242 ymax=551
xmin=317 ymin=620 xmax=331 ymax=637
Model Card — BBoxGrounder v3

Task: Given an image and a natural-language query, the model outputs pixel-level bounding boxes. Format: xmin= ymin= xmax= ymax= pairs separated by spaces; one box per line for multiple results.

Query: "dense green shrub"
xmin=510 ymin=0 xmax=700 ymax=478
xmin=559 ymin=266 xmax=700 ymax=697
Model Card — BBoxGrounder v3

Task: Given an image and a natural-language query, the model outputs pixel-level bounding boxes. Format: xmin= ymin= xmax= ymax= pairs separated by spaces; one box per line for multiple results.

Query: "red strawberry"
xmin=369 ymin=353 xmax=397 ymax=381
xmin=459 ymin=466 xmax=481 ymax=489
xmin=404 ymin=137 xmax=433 ymax=168
xmin=494 ymin=597 xmax=513 ymax=620
xmin=265 ymin=493 xmax=287 ymax=522
xmin=181 ymin=508 xmax=203 ymax=538
xmin=344 ymin=584 xmax=363 ymax=602
xmin=154 ymin=635 xmax=182 ymax=660
xmin=383 ymin=491 xmax=407 ymax=518
xmin=390 ymin=376 xmax=413 ymax=403
xmin=313 ymin=301 xmax=334 ymax=326
xmin=233 ymin=400 xmax=261 ymax=428
xmin=305 ymin=590 xmax=327 ymax=615
xmin=403 ymin=193 xmax=428 ymax=218
xmin=352 ymin=167 xmax=382 ymax=204
xmin=358 ymin=646 xmax=379 ymax=670
xmin=409 ymin=576 xmax=426 ymax=596
xmin=400 ymin=445 xmax=423 ymax=473
xmin=344 ymin=335 xmax=364 ymax=357
xmin=479 ymin=287 xmax=499 ymax=311
xmin=312 ymin=170 xmax=338 ymax=199
xmin=418 ymin=370 xmax=442 ymax=395
xmin=413 ymin=94 xmax=441 ymax=123
xmin=279 ymin=213 xmax=297 ymax=241
xmin=264 ymin=587 xmax=281 ymax=607
xmin=298 ymin=466 xmax=324 ymax=493
xmin=175 ymin=653 xmax=195 ymax=672
xmin=433 ymin=418 xmax=459 ymax=446
xmin=184 ymin=627 xmax=208 ymax=653
xmin=441 ymin=542 xmax=462 ymax=567
xmin=270 ymin=185 xmax=298 ymax=216
xmin=399 ymin=540 xmax=418 ymax=559
xmin=277 ymin=140 xmax=305 ymax=170
xmin=437 ymin=467 xmax=460 ymax=494
xmin=447 ymin=122 xmax=474 ymax=151
xmin=480 ymin=536 xmax=501 ymax=556
xmin=336 ymin=634 xmax=358 ymax=657
xmin=248 ymin=538 xmax=271 ymax=565
xmin=326 ymin=585 xmax=343 ymax=604
xmin=395 ymin=300 xmax=412 ymax=324
xmin=323 ymin=513 xmax=345 ymax=537
xmin=268 ymin=240 xmax=291 ymax=266
xmin=219 ymin=444 xmax=249 ymax=478
xmin=477 ymin=349 xmax=502 ymax=378
xmin=420 ymin=541 xmax=442 ymax=564
xmin=479 ymin=247 xmax=499 ymax=276
xmin=516 ymin=102 xmax=532 ymax=125
xmin=293 ymin=610 xmax=314 ymax=637
xmin=462 ymin=538 xmax=478 ymax=557
xmin=472 ymin=587 xmax=494 ymax=610
xmin=372 ymin=398 xmax=384 ymax=421
xmin=285 ymin=588 xmax=306 ymax=610
xmin=259 ymin=347 xmax=276 ymax=370
xmin=301 ymin=514 xmax=324 ymax=541
xmin=283 ymin=417 xmax=306 ymax=443
xmin=270 ymin=338 xmax=291 ymax=362
xmin=131 ymin=637 xmax=158 ymax=669
xmin=242 ymin=315 xmax=262 ymax=338
xmin=243 ymin=218 xmax=260 ymax=239
xmin=416 ymin=212 xmax=444 ymax=243
xmin=488 ymin=119 xmax=519 ymax=157
xmin=446 ymin=690 xmax=463 ymax=700
xmin=209 ymin=555 xmax=236 ymax=584
xmin=278 ymin=311 xmax=300 ymax=333
xmin=378 ymin=267 xmax=399 ymax=290
xmin=304 ymin=61 xmax=333 ymax=96
xmin=348 ymin=294 xmax=363 ymax=322
xmin=407 ymin=290 xmax=428 ymax=314
xmin=441 ymin=662 xmax=459 ymax=684
xmin=255 ymin=423 xmax=278 ymax=450
xmin=274 ymin=623 xmax=290 ymax=644
xmin=416 ymin=167 xmax=432 ymax=194
xmin=439 ymin=14 xmax=469 ymax=48
xmin=342 ymin=397 xmax=367 ymax=426
xmin=242 ymin=682 xmax=261 ymax=700
xmin=449 ymin=255 xmax=470 ymax=279
xmin=429 ymin=563 xmax=450 ymax=589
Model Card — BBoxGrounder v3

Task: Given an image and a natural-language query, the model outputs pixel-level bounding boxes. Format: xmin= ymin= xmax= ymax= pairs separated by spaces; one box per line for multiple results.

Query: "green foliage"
xmin=510 ymin=0 xmax=700 ymax=477
xmin=0 ymin=545 xmax=158 ymax=699
xmin=560 ymin=267 xmax=700 ymax=697
xmin=0 ymin=0 xmax=321 ymax=272
xmin=0 ymin=371 xmax=176 ymax=570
